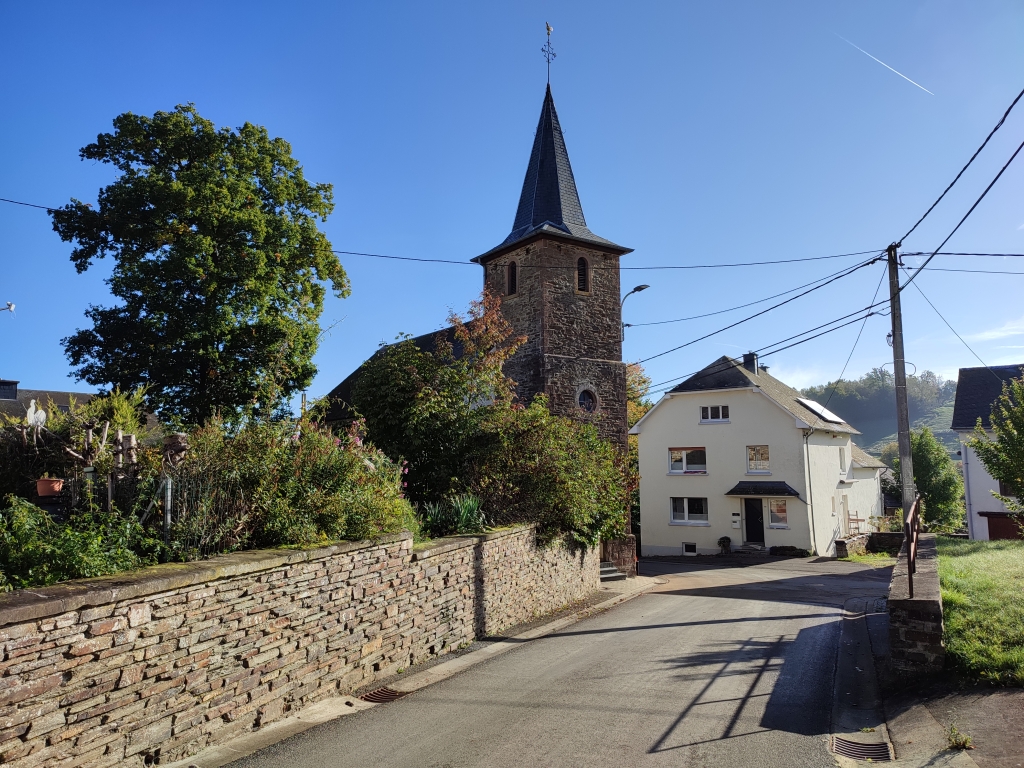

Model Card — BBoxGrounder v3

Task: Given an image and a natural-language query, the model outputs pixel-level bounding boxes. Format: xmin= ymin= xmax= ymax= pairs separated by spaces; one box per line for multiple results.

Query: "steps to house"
xmin=600 ymin=561 xmax=627 ymax=582
xmin=734 ymin=543 xmax=768 ymax=555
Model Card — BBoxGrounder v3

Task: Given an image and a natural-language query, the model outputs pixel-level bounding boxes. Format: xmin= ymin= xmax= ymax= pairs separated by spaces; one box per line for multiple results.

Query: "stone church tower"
xmin=474 ymin=85 xmax=632 ymax=448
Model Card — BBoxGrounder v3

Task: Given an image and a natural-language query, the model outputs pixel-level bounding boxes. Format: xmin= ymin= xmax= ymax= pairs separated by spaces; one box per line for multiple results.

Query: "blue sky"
xmin=2 ymin=1 xmax=1024 ymax=402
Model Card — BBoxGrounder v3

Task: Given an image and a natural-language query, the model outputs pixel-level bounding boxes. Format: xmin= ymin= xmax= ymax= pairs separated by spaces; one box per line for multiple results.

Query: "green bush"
xmin=0 ymin=496 xmax=160 ymax=590
xmin=422 ymin=494 xmax=486 ymax=537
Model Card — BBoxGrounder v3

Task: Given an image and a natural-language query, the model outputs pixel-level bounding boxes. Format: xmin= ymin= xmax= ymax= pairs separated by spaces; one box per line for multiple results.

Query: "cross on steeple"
xmin=542 ymin=22 xmax=556 ymax=84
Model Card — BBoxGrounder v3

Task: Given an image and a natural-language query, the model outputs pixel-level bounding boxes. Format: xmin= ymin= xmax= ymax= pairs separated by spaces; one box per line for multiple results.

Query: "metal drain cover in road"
xmin=359 ymin=687 xmax=409 ymax=703
xmin=831 ymin=736 xmax=892 ymax=761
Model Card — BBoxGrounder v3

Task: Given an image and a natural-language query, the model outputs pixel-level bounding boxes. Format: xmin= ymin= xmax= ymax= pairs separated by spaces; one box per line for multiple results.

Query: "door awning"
xmin=725 ymin=481 xmax=801 ymax=497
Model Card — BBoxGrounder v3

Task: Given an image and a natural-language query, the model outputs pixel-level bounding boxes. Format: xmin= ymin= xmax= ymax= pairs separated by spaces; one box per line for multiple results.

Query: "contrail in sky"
xmin=835 ymin=34 xmax=934 ymax=95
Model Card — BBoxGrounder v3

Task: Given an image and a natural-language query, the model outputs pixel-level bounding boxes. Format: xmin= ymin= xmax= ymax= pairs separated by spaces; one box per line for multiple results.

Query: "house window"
xmin=671 ymin=497 xmax=709 ymax=524
xmin=578 ymin=390 xmax=597 ymax=412
xmin=747 ymin=445 xmax=770 ymax=473
xmin=700 ymin=405 xmax=730 ymax=423
xmin=576 ymin=257 xmax=589 ymax=292
xmin=669 ymin=447 xmax=707 ymax=474
xmin=507 ymin=261 xmax=518 ymax=295
xmin=769 ymin=499 xmax=788 ymax=527
xmin=839 ymin=448 xmax=846 ymax=473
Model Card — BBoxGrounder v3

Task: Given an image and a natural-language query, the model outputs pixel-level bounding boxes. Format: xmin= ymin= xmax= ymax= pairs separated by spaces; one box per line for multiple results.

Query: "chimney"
xmin=743 ymin=352 xmax=758 ymax=373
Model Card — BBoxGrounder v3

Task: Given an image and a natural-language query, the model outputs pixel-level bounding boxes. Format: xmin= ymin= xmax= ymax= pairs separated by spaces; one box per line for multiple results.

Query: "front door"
xmin=744 ymin=498 xmax=765 ymax=543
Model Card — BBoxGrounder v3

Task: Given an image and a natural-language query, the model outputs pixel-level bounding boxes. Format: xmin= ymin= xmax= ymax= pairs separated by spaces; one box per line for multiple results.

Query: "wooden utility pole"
xmin=887 ymin=244 xmax=917 ymax=521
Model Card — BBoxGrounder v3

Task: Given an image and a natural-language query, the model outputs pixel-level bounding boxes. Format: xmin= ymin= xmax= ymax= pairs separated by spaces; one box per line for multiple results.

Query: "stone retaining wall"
xmin=0 ymin=526 xmax=598 ymax=767
xmin=887 ymin=533 xmax=944 ymax=676
xmin=835 ymin=531 xmax=905 ymax=558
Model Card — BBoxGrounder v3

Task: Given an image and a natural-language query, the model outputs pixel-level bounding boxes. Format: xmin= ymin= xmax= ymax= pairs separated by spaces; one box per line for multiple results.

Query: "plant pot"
xmin=36 ymin=478 xmax=63 ymax=497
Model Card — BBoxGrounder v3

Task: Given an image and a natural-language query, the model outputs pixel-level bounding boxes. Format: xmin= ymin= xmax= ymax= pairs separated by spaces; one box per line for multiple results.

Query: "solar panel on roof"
xmin=796 ymin=397 xmax=844 ymax=424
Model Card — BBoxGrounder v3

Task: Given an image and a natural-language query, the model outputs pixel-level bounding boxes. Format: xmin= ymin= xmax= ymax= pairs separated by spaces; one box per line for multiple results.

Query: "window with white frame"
xmin=700 ymin=405 xmax=730 ymax=423
xmin=671 ymin=497 xmax=709 ymax=524
xmin=747 ymin=445 xmax=770 ymax=473
xmin=839 ymin=447 xmax=846 ymax=473
xmin=669 ymin=447 xmax=707 ymax=473
xmin=769 ymin=499 xmax=788 ymax=527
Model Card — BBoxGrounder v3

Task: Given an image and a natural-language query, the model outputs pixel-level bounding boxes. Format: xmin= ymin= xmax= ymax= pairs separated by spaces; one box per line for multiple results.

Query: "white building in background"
xmin=952 ymin=364 xmax=1024 ymax=541
xmin=630 ymin=353 xmax=884 ymax=557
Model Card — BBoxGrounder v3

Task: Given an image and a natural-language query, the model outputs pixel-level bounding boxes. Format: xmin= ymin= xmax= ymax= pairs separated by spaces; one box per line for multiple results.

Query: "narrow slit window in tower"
xmin=577 ymin=257 xmax=589 ymax=293
xmin=507 ymin=261 xmax=518 ymax=295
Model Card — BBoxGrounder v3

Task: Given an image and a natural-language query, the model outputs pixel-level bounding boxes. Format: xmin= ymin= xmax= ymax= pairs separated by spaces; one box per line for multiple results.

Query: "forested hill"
xmin=801 ymin=369 xmax=958 ymax=455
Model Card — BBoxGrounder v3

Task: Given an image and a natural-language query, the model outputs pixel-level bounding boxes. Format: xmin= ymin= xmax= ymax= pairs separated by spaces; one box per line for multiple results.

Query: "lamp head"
xmin=633 ymin=285 xmax=650 ymax=293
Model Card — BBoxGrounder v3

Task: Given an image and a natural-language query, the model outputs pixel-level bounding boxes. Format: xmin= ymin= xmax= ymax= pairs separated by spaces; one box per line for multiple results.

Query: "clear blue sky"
xmin=2 ymin=1 xmax=1023 ymax=402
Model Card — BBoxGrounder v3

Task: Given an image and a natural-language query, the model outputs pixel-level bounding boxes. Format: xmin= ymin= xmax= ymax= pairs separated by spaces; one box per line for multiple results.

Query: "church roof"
xmin=473 ymin=85 xmax=630 ymax=263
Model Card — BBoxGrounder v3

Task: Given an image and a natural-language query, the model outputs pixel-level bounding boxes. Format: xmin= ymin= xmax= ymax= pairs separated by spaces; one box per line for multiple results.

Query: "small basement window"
xmin=700 ymin=405 xmax=730 ymax=423
xmin=669 ymin=447 xmax=707 ymax=473
xmin=671 ymin=497 xmax=709 ymax=524
xmin=682 ymin=542 xmax=697 ymax=556
xmin=769 ymin=499 xmax=788 ymax=527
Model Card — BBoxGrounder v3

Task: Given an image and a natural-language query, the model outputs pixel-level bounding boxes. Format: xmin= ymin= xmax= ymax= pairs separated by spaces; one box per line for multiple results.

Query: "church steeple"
xmin=475 ymin=85 xmax=628 ymax=263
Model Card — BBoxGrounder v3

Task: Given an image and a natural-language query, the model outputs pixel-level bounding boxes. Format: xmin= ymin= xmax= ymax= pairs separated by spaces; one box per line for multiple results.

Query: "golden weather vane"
xmin=542 ymin=22 xmax=556 ymax=84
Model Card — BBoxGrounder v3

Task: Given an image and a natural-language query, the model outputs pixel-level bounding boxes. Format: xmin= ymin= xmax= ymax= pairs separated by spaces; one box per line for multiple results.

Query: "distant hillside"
xmin=801 ymin=368 xmax=959 ymax=456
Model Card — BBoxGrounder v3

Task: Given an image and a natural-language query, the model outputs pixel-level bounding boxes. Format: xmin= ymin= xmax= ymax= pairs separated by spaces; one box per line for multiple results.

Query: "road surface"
xmin=229 ymin=557 xmax=891 ymax=768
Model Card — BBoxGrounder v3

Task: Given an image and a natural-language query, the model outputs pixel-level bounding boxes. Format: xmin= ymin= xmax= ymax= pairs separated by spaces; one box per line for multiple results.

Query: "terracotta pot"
xmin=36 ymin=478 xmax=63 ymax=497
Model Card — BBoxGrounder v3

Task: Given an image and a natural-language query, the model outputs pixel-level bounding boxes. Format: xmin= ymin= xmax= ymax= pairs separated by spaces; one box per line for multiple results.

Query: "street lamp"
xmin=621 ymin=284 xmax=649 ymax=341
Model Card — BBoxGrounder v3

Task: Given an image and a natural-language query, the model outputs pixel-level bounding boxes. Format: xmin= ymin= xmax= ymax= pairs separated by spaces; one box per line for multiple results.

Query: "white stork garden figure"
xmin=26 ymin=399 xmax=46 ymax=428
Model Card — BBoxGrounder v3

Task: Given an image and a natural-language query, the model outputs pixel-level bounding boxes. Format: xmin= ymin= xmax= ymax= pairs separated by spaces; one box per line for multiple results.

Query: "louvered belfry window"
xmin=507 ymin=261 xmax=518 ymax=295
xmin=576 ymin=257 xmax=589 ymax=292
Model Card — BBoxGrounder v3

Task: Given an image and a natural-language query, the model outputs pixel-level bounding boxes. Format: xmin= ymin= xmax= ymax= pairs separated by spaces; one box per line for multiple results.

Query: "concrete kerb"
xmin=165 ymin=575 xmax=661 ymax=768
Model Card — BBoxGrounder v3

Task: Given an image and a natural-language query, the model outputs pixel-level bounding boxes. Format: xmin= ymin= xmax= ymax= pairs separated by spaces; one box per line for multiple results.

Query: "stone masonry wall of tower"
xmin=483 ymin=239 xmax=628 ymax=450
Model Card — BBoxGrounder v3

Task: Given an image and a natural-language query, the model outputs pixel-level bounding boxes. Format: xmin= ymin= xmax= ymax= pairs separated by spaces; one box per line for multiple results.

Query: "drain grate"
xmin=358 ymin=687 xmax=409 ymax=703
xmin=831 ymin=736 xmax=892 ymax=761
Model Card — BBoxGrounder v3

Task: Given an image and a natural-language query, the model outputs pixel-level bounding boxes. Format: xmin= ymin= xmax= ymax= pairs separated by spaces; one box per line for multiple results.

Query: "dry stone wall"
xmin=0 ymin=526 xmax=598 ymax=767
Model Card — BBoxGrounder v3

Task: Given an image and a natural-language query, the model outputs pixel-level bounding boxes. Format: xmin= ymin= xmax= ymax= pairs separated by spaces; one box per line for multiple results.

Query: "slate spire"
xmin=475 ymin=85 xmax=627 ymax=261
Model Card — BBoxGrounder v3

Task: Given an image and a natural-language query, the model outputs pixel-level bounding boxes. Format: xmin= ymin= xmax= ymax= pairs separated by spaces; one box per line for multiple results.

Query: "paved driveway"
xmin=229 ymin=557 xmax=892 ymax=768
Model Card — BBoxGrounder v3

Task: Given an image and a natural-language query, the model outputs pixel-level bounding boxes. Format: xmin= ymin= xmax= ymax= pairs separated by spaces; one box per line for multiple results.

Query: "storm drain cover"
xmin=359 ymin=687 xmax=409 ymax=703
xmin=831 ymin=736 xmax=893 ymax=761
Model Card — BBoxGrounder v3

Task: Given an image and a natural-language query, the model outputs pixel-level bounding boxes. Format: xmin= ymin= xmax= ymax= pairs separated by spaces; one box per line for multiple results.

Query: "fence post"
xmin=163 ymin=477 xmax=173 ymax=545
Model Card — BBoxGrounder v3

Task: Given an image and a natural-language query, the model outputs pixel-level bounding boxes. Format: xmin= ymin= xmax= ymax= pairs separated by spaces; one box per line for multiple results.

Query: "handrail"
xmin=905 ymin=494 xmax=922 ymax=599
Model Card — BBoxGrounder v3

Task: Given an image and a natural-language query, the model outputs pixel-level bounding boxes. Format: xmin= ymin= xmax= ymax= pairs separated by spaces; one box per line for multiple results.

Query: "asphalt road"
xmin=229 ymin=557 xmax=892 ymax=768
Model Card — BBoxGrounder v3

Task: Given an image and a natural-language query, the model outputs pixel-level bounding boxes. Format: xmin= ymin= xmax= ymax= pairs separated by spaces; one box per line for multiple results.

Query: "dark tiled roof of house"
xmin=0 ymin=384 xmax=95 ymax=421
xmin=951 ymin=364 xmax=1024 ymax=430
xmin=724 ymin=481 xmax=802 ymax=497
xmin=669 ymin=356 xmax=860 ymax=434
xmin=323 ymin=327 xmax=463 ymax=423
xmin=473 ymin=85 xmax=629 ymax=263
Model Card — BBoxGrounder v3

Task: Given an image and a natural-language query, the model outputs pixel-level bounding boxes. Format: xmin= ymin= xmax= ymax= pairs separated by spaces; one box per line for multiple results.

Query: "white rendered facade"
xmin=631 ymin=378 xmax=883 ymax=557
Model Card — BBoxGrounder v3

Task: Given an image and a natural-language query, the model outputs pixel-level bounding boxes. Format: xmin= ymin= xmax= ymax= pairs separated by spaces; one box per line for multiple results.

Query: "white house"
xmin=630 ymin=353 xmax=885 ymax=557
xmin=951 ymin=364 xmax=1024 ymax=541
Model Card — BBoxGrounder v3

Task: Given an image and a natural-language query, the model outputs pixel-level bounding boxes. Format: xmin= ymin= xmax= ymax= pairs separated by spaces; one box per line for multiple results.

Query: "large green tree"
xmin=968 ymin=377 xmax=1024 ymax=514
xmin=893 ymin=427 xmax=965 ymax=530
xmin=52 ymin=104 xmax=348 ymax=424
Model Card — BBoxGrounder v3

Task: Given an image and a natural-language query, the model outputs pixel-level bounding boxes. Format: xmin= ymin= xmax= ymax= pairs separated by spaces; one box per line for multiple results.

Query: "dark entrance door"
xmin=744 ymin=498 xmax=765 ymax=543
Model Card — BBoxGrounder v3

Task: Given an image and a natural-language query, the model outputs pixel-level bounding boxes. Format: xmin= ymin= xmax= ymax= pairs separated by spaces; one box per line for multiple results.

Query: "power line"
xmin=899 ymin=84 xmax=1024 ymax=244
xmin=629 ymin=257 xmax=882 ymax=327
xmin=902 ymin=135 xmax=1024 ymax=291
xmin=638 ymin=255 xmax=883 ymax=364
xmin=899 ymin=265 xmax=999 ymax=380
xmin=0 ymin=197 xmax=54 ymax=211
xmin=918 ymin=267 xmax=1024 ymax=275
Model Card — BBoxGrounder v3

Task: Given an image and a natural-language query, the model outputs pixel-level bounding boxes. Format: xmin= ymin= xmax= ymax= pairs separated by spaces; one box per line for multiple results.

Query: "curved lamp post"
xmin=621 ymin=284 xmax=650 ymax=341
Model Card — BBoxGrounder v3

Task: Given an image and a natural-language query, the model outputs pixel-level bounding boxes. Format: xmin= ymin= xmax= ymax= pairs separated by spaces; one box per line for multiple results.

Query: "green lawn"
xmin=937 ymin=536 xmax=1024 ymax=685
xmin=839 ymin=551 xmax=897 ymax=568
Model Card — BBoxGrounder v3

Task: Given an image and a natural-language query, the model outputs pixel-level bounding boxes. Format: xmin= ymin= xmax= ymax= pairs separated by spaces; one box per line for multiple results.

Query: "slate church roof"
xmin=473 ymin=85 xmax=629 ymax=263
xmin=951 ymin=363 xmax=1024 ymax=430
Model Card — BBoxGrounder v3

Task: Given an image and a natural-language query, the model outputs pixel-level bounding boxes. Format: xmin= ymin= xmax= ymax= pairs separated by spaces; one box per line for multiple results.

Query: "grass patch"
xmin=839 ymin=551 xmax=897 ymax=567
xmin=937 ymin=536 xmax=1024 ymax=685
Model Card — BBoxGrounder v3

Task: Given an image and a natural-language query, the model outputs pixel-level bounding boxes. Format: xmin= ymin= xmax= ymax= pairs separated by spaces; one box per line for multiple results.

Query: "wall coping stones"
xmin=0 ymin=532 xmax=412 ymax=627
xmin=411 ymin=525 xmax=538 ymax=561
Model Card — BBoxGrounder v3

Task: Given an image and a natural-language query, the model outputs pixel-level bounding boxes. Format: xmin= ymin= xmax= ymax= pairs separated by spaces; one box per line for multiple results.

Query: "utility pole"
xmin=887 ymin=244 xmax=916 ymax=522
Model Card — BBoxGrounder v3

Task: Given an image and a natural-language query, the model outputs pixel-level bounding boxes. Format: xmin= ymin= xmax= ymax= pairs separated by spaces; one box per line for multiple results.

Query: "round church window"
xmin=578 ymin=390 xmax=597 ymax=413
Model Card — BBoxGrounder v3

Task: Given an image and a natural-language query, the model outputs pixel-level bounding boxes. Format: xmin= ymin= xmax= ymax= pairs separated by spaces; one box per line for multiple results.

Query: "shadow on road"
xmin=648 ymin=621 xmax=838 ymax=753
